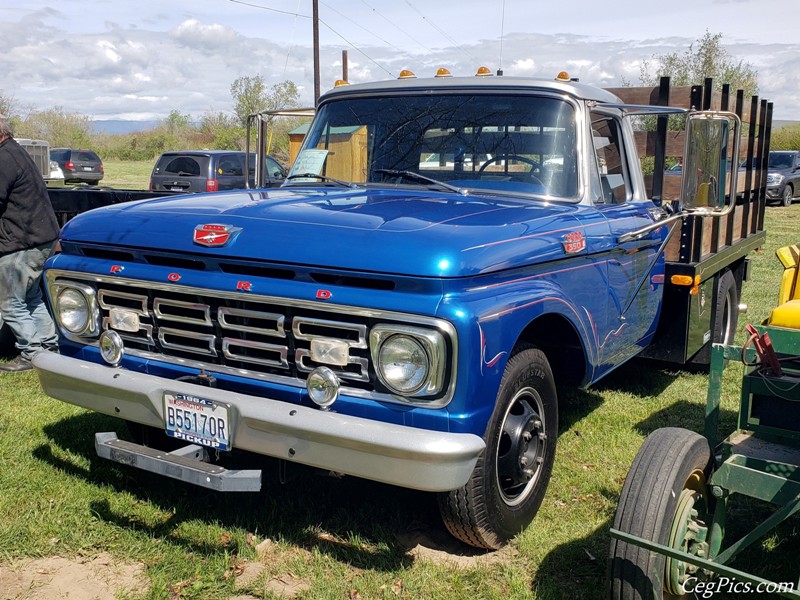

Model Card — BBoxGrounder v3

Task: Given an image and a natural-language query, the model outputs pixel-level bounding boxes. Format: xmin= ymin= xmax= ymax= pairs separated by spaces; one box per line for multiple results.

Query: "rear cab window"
xmin=155 ymin=155 xmax=209 ymax=177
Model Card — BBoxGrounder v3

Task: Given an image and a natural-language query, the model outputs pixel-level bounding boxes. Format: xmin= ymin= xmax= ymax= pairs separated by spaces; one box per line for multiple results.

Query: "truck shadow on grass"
xmin=35 ymin=382 xmax=611 ymax=571
xmin=35 ymin=412 xmax=503 ymax=571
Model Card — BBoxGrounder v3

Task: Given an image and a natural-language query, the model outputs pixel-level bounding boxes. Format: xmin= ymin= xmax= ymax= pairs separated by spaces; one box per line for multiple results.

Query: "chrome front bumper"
xmin=33 ymin=352 xmax=484 ymax=492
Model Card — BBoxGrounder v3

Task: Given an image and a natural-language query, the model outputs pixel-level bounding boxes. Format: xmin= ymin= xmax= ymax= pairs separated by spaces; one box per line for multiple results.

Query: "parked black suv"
xmin=50 ymin=148 xmax=104 ymax=184
xmin=766 ymin=151 xmax=800 ymax=207
xmin=149 ymin=151 xmax=285 ymax=193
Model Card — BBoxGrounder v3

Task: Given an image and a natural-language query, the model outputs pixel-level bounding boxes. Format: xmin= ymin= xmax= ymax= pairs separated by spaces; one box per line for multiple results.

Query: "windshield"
xmin=769 ymin=153 xmax=794 ymax=170
xmin=287 ymin=93 xmax=578 ymax=199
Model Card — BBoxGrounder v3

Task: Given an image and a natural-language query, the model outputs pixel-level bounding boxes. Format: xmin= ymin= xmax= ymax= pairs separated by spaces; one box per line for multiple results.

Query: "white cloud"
xmin=1 ymin=2 xmax=799 ymax=121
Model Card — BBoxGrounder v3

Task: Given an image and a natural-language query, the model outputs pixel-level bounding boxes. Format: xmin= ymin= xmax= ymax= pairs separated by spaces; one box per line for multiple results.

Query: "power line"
xmin=227 ymin=0 xmax=310 ymax=19
xmin=402 ymin=0 xmax=479 ymax=64
xmin=227 ymin=0 xmax=394 ymax=78
xmin=357 ymin=0 xmax=434 ymax=54
xmin=282 ymin=0 xmax=303 ymax=77
xmin=321 ymin=1 xmax=405 ymax=54
xmin=498 ymin=0 xmax=506 ymax=74
xmin=318 ymin=18 xmax=394 ymax=77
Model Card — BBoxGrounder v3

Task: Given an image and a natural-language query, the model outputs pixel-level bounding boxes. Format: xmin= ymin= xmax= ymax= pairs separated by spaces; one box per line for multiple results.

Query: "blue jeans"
xmin=0 ymin=242 xmax=58 ymax=360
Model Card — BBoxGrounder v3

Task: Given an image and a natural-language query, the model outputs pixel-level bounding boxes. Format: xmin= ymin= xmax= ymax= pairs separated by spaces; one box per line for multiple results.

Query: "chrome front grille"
xmin=91 ymin=281 xmax=378 ymax=389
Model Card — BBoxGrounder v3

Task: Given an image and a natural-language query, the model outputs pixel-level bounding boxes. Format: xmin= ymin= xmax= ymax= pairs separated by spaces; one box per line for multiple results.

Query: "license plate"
xmin=83 ymin=166 xmax=93 ymax=171
xmin=170 ymin=186 xmax=183 ymax=192
xmin=163 ymin=392 xmax=230 ymax=450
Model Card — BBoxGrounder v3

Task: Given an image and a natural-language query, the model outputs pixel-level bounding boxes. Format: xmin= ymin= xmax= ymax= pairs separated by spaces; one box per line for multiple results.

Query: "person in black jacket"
xmin=0 ymin=114 xmax=61 ymax=372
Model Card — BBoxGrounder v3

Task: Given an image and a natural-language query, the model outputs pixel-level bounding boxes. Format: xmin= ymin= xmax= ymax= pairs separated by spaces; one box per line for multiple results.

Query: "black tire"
xmin=781 ymin=184 xmax=793 ymax=207
xmin=712 ymin=270 xmax=739 ymax=346
xmin=438 ymin=345 xmax=557 ymax=549
xmin=609 ymin=427 xmax=713 ymax=600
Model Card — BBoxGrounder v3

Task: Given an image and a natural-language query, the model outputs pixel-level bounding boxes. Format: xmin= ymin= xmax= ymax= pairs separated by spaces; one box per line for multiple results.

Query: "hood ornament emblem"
xmin=193 ymin=224 xmax=241 ymax=247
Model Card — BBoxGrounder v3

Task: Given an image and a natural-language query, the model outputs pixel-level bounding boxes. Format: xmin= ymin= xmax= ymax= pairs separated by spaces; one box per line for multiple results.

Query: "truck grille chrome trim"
xmin=158 ymin=327 xmax=218 ymax=357
xmin=153 ymin=298 xmax=212 ymax=326
xmin=46 ymin=270 xmax=458 ymax=408
xmin=218 ymin=307 xmax=286 ymax=337
xmin=222 ymin=338 xmax=289 ymax=368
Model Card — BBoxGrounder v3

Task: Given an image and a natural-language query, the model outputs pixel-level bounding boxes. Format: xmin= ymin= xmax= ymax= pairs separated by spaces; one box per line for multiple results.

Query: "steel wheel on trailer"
xmin=609 ymin=427 xmax=713 ymax=599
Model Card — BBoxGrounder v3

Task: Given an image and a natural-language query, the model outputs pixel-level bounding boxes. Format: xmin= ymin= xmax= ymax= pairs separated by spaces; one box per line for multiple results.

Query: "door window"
xmin=590 ymin=113 xmax=630 ymax=204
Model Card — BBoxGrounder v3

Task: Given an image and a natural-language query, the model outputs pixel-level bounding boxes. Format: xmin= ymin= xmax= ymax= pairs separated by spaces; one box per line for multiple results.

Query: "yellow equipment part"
xmin=768 ymin=244 xmax=800 ymax=329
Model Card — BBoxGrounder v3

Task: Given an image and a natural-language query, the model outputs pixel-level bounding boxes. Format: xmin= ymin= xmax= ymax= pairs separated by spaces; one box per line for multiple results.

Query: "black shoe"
xmin=0 ymin=356 xmax=33 ymax=372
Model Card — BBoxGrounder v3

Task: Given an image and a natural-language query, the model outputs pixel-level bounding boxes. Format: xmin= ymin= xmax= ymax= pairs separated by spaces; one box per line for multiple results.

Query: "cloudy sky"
xmin=2 ymin=0 xmax=799 ymax=123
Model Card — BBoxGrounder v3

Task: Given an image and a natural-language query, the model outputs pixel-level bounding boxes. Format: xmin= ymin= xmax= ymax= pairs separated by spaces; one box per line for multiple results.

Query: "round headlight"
xmin=377 ymin=334 xmax=430 ymax=394
xmin=57 ymin=287 xmax=90 ymax=334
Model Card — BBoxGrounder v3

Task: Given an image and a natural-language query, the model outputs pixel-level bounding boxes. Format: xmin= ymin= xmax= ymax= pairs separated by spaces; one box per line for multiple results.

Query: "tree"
xmin=640 ymin=31 xmax=758 ymax=96
xmin=0 ymin=91 xmax=15 ymax=118
xmin=230 ymin=76 xmax=300 ymax=128
xmin=198 ymin=111 xmax=244 ymax=150
xmin=15 ymin=107 xmax=92 ymax=147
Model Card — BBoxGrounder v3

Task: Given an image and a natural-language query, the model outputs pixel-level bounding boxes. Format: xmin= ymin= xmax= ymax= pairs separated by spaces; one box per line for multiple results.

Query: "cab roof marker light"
xmin=475 ymin=66 xmax=492 ymax=77
xmin=555 ymin=71 xmax=571 ymax=82
xmin=334 ymin=79 xmax=349 ymax=87
xmin=398 ymin=69 xmax=416 ymax=79
xmin=435 ymin=67 xmax=452 ymax=78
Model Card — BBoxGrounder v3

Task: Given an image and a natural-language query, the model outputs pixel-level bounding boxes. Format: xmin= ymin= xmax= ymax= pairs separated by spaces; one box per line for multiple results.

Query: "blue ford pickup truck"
xmin=32 ymin=73 xmax=769 ymax=549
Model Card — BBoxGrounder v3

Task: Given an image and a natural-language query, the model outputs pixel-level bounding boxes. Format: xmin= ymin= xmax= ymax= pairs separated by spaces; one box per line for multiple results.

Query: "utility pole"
xmin=342 ymin=50 xmax=348 ymax=82
xmin=313 ymin=0 xmax=320 ymax=106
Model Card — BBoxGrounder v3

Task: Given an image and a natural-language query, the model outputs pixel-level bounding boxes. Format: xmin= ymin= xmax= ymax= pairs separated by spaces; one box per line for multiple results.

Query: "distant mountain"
xmin=91 ymin=120 xmax=159 ymax=135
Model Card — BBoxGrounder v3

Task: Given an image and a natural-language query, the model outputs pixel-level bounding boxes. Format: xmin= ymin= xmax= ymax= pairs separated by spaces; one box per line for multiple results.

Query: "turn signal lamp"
xmin=476 ymin=66 xmax=492 ymax=77
xmin=555 ymin=71 xmax=571 ymax=82
xmin=398 ymin=69 xmax=416 ymax=79
xmin=435 ymin=67 xmax=452 ymax=78
xmin=334 ymin=79 xmax=349 ymax=87
xmin=671 ymin=274 xmax=702 ymax=295
xmin=670 ymin=274 xmax=701 ymax=287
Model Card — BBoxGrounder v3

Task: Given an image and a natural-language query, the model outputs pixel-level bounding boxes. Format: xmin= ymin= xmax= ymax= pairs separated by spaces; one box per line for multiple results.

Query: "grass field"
xmin=100 ymin=159 xmax=154 ymax=189
xmin=0 ymin=202 xmax=797 ymax=599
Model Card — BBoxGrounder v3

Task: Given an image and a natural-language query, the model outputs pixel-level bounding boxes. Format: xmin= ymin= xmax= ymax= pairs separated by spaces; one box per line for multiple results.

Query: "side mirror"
xmin=680 ymin=112 xmax=740 ymax=215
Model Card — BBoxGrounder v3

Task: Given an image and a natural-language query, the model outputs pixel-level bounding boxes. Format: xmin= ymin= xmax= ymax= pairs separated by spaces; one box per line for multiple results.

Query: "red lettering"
xmin=168 ymin=273 xmax=181 ymax=282
xmin=316 ymin=289 xmax=332 ymax=300
xmin=110 ymin=265 xmax=124 ymax=274
xmin=237 ymin=281 xmax=252 ymax=292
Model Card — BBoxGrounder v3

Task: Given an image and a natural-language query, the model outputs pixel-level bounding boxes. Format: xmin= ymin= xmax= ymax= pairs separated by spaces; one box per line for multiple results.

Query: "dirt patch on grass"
xmin=396 ymin=524 xmax=516 ymax=568
xmin=0 ymin=553 xmax=148 ymax=600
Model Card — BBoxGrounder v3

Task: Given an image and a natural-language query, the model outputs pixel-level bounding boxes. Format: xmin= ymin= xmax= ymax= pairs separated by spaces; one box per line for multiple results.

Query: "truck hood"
xmin=60 ymin=187 xmax=589 ymax=278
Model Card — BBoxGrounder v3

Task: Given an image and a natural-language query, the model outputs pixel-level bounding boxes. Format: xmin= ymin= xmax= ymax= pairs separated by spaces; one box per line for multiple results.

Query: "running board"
xmin=95 ymin=432 xmax=262 ymax=492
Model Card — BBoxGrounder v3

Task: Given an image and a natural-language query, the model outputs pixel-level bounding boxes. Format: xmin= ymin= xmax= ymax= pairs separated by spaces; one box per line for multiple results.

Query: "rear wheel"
xmin=712 ymin=270 xmax=739 ymax=346
xmin=782 ymin=184 xmax=794 ymax=207
xmin=438 ymin=345 xmax=557 ymax=549
xmin=609 ymin=427 xmax=713 ymax=599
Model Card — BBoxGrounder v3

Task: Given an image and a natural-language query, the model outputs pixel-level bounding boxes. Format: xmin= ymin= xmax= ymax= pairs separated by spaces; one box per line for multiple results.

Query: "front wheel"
xmin=609 ymin=427 xmax=713 ymax=599
xmin=438 ymin=345 xmax=558 ymax=549
xmin=782 ymin=184 xmax=794 ymax=207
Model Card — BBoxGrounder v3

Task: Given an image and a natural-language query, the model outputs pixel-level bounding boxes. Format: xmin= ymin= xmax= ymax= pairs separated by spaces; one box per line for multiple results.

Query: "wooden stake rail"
xmin=607 ymin=76 xmax=772 ymax=264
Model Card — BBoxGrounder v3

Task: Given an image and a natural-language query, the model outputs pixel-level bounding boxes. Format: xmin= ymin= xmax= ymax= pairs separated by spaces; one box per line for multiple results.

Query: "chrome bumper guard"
xmin=95 ymin=432 xmax=262 ymax=492
xmin=34 ymin=352 xmax=484 ymax=492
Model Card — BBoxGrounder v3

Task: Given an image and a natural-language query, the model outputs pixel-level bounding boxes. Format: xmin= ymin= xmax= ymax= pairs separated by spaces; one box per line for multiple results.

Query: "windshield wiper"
xmin=373 ymin=169 xmax=467 ymax=195
xmin=285 ymin=173 xmax=359 ymax=188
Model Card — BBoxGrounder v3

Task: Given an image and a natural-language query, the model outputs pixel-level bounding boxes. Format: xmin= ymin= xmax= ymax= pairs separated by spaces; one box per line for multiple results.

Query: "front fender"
xmin=438 ymin=261 xmax=603 ymax=435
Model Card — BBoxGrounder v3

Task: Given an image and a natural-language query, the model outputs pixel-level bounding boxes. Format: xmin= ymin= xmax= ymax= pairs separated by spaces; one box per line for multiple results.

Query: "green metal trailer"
xmin=609 ymin=245 xmax=800 ymax=599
